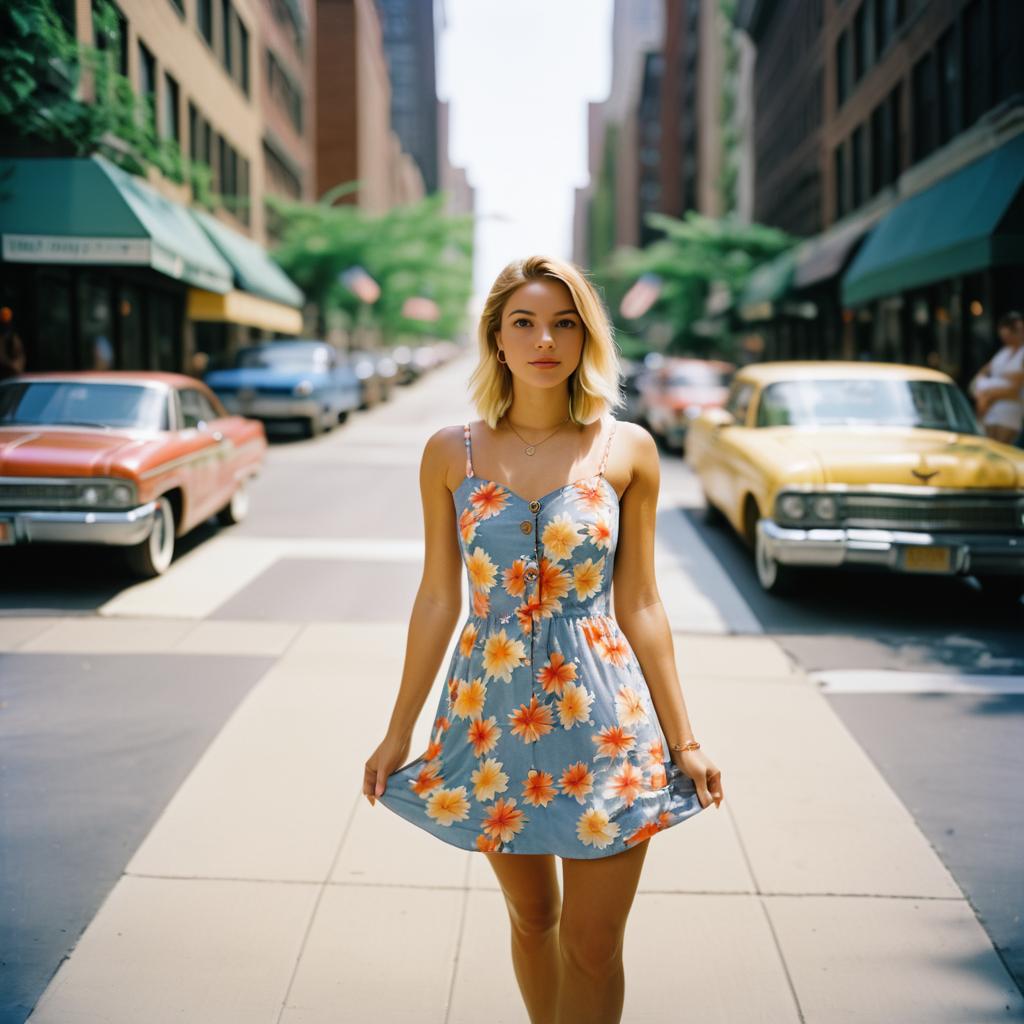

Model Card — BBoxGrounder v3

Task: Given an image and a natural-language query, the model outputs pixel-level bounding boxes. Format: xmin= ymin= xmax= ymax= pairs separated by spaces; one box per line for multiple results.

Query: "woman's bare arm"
xmin=611 ymin=426 xmax=722 ymax=807
xmin=367 ymin=430 xmax=465 ymax=806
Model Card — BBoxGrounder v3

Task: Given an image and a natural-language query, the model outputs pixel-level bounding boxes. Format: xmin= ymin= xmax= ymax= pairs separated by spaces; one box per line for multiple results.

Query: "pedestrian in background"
xmin=970 ymin=310 xmax=1024 ymax=445
xmin=363 ymin=255 xmax=723 ymax=1024
xmin=0 ymin=307 xmax=27 ymax=381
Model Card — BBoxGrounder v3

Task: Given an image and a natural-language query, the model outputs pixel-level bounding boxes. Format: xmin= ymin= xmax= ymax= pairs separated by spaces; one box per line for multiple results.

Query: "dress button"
xmin=524 ymin=568 xmax=538 ymax=581
xmin=528 ymin=499 xmax=541 ymax=513
xmin=519 ymin=520 xmax=532 ymax=534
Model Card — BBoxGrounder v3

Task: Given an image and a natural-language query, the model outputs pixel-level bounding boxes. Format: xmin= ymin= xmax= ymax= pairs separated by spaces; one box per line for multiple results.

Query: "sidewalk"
xmin=15 ymin=367 xmax=1023 ymax=1022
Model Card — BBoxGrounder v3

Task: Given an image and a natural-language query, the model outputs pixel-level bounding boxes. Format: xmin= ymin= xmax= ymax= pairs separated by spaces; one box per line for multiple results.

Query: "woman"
xmin=972 ymin=311 xmax=1024 ymax=445
xmin=363 ymin=256 xmax=723 ymax=1024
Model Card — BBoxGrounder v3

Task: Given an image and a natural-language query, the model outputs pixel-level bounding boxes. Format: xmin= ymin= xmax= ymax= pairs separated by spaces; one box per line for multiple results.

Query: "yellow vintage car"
xmin=684 ymin=360 xmax=1024 ymax=600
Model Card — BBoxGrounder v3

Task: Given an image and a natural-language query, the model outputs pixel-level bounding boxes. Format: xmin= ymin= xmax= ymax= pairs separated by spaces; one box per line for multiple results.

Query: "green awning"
xmin=190 ymin=208 xmax=304 ymax=308
xmin=0 ymin=155 xmax=233 ymax=293
xmin=842 ymin=132 xmax=1024 ymax=306
xmin=738 ymin=246 xmax=798 ymax=321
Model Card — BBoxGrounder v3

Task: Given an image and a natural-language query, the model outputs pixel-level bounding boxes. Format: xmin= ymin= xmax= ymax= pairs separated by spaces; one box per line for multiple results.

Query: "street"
xmin=2 ymin=350 xmax=1022 ymax=1023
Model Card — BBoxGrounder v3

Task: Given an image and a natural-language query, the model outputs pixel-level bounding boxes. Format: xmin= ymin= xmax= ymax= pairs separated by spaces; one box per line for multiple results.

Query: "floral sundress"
xmin=376 ymin=415 xmax=706 ymax=858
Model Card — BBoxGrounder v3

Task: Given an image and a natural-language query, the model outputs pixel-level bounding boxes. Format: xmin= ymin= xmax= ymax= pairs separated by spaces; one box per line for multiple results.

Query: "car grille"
xmin=840 ymin=494 xmax=1022 ymax=532
xmin=0 ymin=481 xmax=76 ymax=507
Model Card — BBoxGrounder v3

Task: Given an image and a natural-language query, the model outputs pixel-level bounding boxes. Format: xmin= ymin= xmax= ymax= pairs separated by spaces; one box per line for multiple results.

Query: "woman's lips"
xmin=530 ymin=360 xmax=560 ymax=367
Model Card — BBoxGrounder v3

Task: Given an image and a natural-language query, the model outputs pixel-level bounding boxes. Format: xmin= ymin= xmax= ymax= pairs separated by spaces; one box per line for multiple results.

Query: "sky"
xmin=436 ymin=0 xmax=614 ymax=308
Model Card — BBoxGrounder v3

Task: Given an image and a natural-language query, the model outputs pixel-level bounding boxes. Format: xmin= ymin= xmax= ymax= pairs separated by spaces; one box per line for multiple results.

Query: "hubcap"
xmin=150 ymin=500 xmax=173 ymax=572
xmin=755 ymin=524 xmax=777 ymax=588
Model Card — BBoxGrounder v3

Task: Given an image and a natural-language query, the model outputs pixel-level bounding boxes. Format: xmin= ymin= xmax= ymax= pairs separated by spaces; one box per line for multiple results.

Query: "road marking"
xmin=813 ymin=669 xmax=1024 ymax=695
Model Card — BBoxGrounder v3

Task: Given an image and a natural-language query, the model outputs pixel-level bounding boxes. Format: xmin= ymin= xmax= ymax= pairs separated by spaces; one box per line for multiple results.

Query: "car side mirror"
xmin=705 ymin=408 xmax=735 ymax=428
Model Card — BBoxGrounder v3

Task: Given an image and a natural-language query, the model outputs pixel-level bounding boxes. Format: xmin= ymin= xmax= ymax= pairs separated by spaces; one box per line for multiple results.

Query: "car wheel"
xmin=754 ymin=516 xmax=800 ymax=596
xmin=703 ymin=496 xmax=726 ymax=527
xmin=124 ymin=495 xmax=176 ymax=578
xmin=337 ymin=409 xmax=349 ymax=425
xmin=217 ymin=477 xmax=250 ymax=526
xmin=976 ymin=575 xmax=1024 ymax=605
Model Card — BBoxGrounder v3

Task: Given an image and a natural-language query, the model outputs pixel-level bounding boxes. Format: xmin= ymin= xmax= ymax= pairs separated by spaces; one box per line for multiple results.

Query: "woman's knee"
xmin=506 ymin=894 xmax=561 ymax=936
xmin=558 ymin=919 xmax=624 ymax=977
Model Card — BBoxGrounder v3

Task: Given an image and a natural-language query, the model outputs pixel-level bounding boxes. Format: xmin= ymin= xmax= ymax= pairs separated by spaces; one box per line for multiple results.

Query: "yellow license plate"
xmin=904 ymin=546 xmax=951 ymax=572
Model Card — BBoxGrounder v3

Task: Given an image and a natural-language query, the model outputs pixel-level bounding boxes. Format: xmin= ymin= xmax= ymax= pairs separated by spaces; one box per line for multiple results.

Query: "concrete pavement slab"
xmin=765 ymin=894 xmax=1024 ymax=1022
xmin=0 ymin=616 xmax=60 ymax=648
xmin=27 ymin=875 xmax=317 ymax=1024
xmin=17 ymin=616 xmax=196 ymax=652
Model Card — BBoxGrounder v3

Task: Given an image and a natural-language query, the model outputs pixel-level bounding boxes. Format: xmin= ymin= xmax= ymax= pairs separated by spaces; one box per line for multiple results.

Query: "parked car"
xmin=349 ymin=347 xmax=395 ymax=408
xmin=204 ymin=339 xmax=362 ymax=437
xmin=639 ymin=357 xmax=734 ymax=452
xmin=685 ymin=360 xmax=1024 ymax=601
xmin=0 ymin=372 xmax=266 ymax=578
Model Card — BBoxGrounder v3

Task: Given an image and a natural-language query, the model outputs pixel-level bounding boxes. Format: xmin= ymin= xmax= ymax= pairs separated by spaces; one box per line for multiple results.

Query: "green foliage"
xmin=268 ymin=188 xmax=475 ymax=343
xmin=0 ymin=0 xmax=214 ymax=205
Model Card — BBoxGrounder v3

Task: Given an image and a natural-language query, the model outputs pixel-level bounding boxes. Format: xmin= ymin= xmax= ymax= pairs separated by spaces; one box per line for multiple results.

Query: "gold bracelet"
xmin=669 ymin=740 xmax=700 ymax=752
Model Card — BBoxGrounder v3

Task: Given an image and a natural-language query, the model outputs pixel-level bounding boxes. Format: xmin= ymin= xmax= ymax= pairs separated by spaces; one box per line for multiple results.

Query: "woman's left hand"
xmin=672 ymin=748 xmax=723 ymax=809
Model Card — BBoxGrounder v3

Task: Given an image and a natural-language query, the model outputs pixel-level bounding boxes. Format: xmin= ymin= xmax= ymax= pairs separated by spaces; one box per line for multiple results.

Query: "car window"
xmin=725 ymin=381 xmax=754 ymax=424
xmin=179 ymin=388 xmax=218 ymax=429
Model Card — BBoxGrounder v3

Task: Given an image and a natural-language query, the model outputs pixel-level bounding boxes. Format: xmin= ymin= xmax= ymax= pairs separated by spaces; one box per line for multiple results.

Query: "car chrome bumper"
xmin=0 ymin=502 xmax=158 ymax=547
xmin=218 ymin=396 xmax=321 ymax=419
xmin=758 ymin=518 xmax=1024 ymax=576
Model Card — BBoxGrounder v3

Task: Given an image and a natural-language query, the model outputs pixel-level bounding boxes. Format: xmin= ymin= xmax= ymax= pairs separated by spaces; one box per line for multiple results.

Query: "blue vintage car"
xmin=204 ymin=340 xmax=363 ymax=437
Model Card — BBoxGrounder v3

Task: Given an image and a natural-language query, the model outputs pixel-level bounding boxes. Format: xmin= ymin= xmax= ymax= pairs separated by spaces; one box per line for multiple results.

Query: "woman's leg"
xmin=482 ymin=851 xmax=563 ymax=1024
xmin=555 ymin=837 xmax=651 ymax=1024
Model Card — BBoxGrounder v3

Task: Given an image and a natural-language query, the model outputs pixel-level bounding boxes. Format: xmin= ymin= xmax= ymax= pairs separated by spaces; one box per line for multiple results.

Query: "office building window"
xmin=834 ymin=141 xmax=847 ymax=220
xmin=912 ymin=51 xmax=937 ymax=161
xmin=835 ymin=31 xmax=849 ymax=108
xmin=936 ymin=27 xmax=961 ymax=146
xmin=237 ymin=15 xmax=250 ymax=95
xmin=162 ymin=72 xmax=180 ymax=143
xmin=138 ymin=41 xmax=156 ymax=107
xmin=963 ymin=0 xmax=990 ymax=128
xmin=993 ymin=0 xmax=1024 ymax=108
xmin=197 ymin=0 xmax=213 ymax=46
xmin=236 ymin=156 xmax=250 ymax=225
xmin=221 ymin=0 xmax=233 ymax=75
xmin=852 ymin=3 xmax=868 ymax=82
xmin=851 ymin=123 xmax=864 ymax=209
xmin=167 ymin=0 xmax=183 ymax=14
xmin=93 ymin=0 xmax=128 ymax=76
xmin=267 ymin=50 xmax=304 ymax=134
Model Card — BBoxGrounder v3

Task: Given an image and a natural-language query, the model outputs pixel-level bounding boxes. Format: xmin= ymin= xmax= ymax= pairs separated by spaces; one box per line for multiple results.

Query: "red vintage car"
xmin=0 ymin=371 xmax=266 ymax=577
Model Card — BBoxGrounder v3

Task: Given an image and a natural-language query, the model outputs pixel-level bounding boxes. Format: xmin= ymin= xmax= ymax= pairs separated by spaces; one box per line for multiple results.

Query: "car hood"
xmin=0 ymin=427 xmax=159 ymax=477
xmin=769 ymin=427 xmax=1021 ymax=488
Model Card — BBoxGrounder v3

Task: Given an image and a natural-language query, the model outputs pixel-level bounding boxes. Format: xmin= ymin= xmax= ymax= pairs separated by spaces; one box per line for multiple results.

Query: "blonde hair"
xmin=468 ymin=255 xmax=624 ymax=428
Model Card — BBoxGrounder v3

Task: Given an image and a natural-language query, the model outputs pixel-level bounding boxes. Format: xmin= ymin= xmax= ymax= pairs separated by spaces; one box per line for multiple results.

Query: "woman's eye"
xmin=513 ymin=318 xmax=531 ymax=327
xmin=558 ymin=319 xmax=577 ymax=328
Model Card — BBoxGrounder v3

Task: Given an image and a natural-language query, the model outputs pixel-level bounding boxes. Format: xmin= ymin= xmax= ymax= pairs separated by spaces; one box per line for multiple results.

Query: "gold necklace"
xmin=502 ymin=414 xmax=570 ymax=456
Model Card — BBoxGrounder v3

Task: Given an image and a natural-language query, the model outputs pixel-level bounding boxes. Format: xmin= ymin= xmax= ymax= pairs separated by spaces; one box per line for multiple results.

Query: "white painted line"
xmin=813 ymin=669 xmax=1024 ymax=695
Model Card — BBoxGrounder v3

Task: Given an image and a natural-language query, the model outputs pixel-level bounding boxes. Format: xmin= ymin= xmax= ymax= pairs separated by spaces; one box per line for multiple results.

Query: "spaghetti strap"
xmin=598 ymin=416 xmax=617 ymax=476
xmin=463 ymin=422 xmax=474 ymax=478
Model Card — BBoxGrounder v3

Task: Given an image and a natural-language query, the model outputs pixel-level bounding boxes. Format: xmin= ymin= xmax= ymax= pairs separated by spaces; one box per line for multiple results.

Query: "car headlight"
xmin=72 ymin=479 xmax=138 ymax=509
xmin=811 ymin=495 xmax=838 ymax=521
xmin=293 ymin=380 xmax=314 ymax=396
xmin=81 ymin=485 xmax=101 ymax=506
xmin=778 ymin=493 xmax=807 ymax=520
xmin=111 ymin=483 xmax=136 ymax=507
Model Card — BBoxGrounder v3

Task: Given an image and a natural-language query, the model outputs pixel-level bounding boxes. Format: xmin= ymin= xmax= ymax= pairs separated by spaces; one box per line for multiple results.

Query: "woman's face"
xmin=495 ymin=278 xmax=585 ymax=390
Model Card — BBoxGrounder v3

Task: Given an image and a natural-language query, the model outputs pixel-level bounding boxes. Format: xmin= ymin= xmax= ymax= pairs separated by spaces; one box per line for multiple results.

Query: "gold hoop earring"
xmin=496 ymin=348 xmax=507 ymax=365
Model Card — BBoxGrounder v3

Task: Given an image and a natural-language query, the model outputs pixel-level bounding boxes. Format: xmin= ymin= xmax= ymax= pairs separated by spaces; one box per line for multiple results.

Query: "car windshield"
xmin=755 ymin=378 xmax=982 ymax=433
xmin=0 ymin=381 xmax=168 ymax=430
xmin=236 ymin=344 xmax=329 ymax=372
xmin=665 ymin=365 xmax=732 ymax=387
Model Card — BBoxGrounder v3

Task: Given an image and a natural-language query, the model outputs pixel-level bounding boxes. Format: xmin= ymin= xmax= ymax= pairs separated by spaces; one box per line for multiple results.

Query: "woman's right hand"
xmin=363 ymin=733 xmax=413 ymax=806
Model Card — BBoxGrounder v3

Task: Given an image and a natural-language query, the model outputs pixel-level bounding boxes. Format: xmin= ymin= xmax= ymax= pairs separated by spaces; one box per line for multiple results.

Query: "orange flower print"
xmin=509 ymin=694 xmax=556 ymax=743
xmin=466 ymin=546 xmax=498 ymax=591
xmin=426 ymin=786 xmax=471 ymax=826
xmin=458 ymin=621 xmax=479 ymax=658
xmin=539 ymin=559 xmax=571 ymax=604
xmin=423 ymin=737 xmax=444 ymax=762
xmin=515 ymin=593 xmax=545 ymax=634
xmin=577 ymin=807 xmax=621 ymax=849
xmin=587 ymin=516 xmax=613 ymax=550
xmin=603 ymin=760 xmax=645 ymax=807
xmin=569 ymin=477 xmax=608 ymax=513
xmin=536 ymin=650 xmax=578 ymax=696
xmin=467 ymin=715 xmax=502 ymax=757
xmin=476 ymin=833 xmax=502 ymax=852
xmin=482 ymin=627 xmax=528 ymax=682
xmin=642 ymin=737 xmax=665 ymax=766
xmin=446 ymin=674 xmax=462 ymax=707
xmin=522 ymin=769 xmax=557 ymax=807
xmin=597 ymin=630 xmax=631 ymax=668
xmin=410 ymin=760 xmax=445 ymax=798
xmin=572 ymin=555 xmax=606 ymax=600
xmin=469 ymin=480 xmax=512 ymax=519
xmin=557 ymin=680 xmax=595 ymax=729
xmin=559 ymin=761 xmax=595 ymax=804
xmin=471 ymin=587 xmax=490 ymax=617
xmin=648 ymin=763 xmax=668 ymax=789
xmin=593 ymin=725 xmax=636 ymax=760
xmin=542 ymin=513 xmax=584 ymax=562
xmin=503 ymin=559 xmax=529 ymax=597
xmin=615 ymin=685 xmax=648 ymax=726
xmin=624 ymin=811 xmax=674 ymax=847
xmin=452 ymin=676 xmax=487 ymax=720
xmin=458 ymin=506 xmax=481 ymax=544
xmin=471 ymin=757 xmax=509 ymax=801
xmin=581 ymin=615 xmax=613 ymax=647
xmin=482 ymin=796 xmax=527 ymax=843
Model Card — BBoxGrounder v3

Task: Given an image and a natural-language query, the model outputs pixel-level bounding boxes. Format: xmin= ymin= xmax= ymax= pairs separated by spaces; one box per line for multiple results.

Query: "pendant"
xmin=525 ymin=445 xmax=536 ymax=455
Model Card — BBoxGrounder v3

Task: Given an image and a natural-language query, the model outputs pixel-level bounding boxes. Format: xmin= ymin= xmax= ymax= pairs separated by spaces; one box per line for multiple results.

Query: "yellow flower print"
xmin=541 ymin=513 xmax=584 ymax=562
xmin=572 ymin=555 xmax=606 ymax=600
xmin=483 ymin=627 xmax=528 ymax=681
xmin=426 ymin=786 xmax=471 ymax=826
xmin=577 ymin=807 xmax=621 ymax=849
xmin=458 ymin=621 xmax=479 ymax=658
xmin=472 ymin=757 xmax=509 ymax=801
xmin=466 ymin=546 xmax=498 ymax=591
xmin=614 ymin=685 xmax=648 ymax=726
xmin=603 ymin=760 xmax=645 ymax=807
xmin=452 ymin=676 xmax=488 ymax=719
xmin=557 ymin=680 xmax=594 ymax=729
xmin=458 ymin=506 xmax=480 ymax=544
